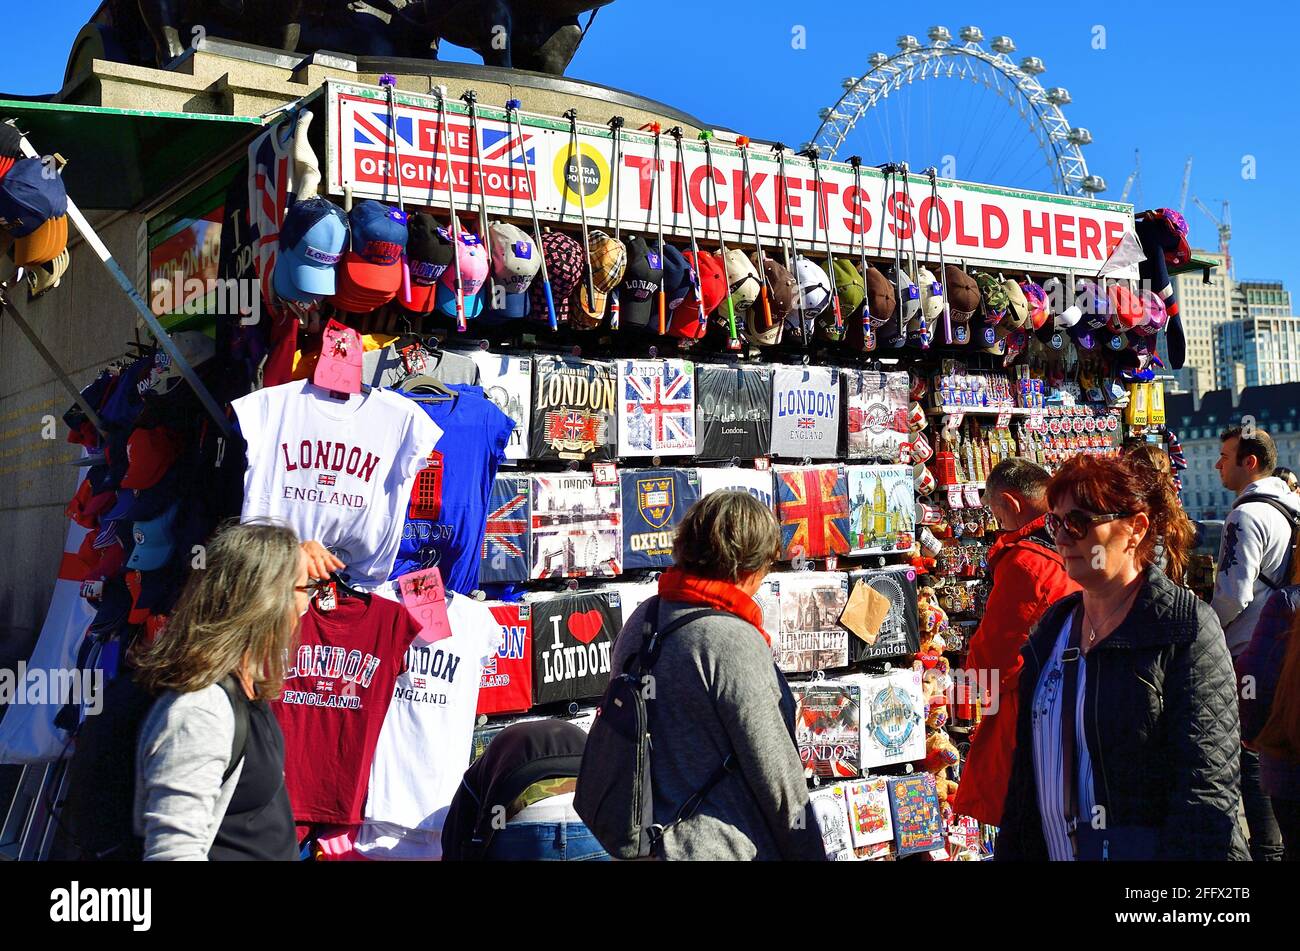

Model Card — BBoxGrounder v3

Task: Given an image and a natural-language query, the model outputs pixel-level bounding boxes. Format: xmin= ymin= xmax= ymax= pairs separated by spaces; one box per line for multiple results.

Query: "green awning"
xmin=1169 ymin=255 xmax=1222 ymax=279
xmin=0 ymin=100 xmax=264 ymax=210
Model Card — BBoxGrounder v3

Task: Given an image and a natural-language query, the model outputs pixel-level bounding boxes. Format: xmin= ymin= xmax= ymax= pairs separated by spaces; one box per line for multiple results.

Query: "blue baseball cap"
xmin=655 ymin=241 xmax=693 ymax=312
xmin=0 ymin=158 xmax=68 ymax=237
xmin=275 ymin=198 xmax=349 ymax=300
xmin=126 ymin=502 xmax=179 ymax=571
xmin=332 ymin=201 xmax=408 ymax=312
xmin=102 ymin=469 xmax=180 ymax=524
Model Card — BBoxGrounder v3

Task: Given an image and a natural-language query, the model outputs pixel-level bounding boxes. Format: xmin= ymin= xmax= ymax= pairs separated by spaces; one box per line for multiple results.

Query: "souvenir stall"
xmin=1 ymin=75 xmax=1188 ymax=862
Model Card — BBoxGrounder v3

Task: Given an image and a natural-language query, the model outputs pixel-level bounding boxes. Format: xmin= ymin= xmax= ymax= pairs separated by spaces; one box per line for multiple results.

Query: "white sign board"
xmin=324 ymin=80 xmax=1136 ymax=276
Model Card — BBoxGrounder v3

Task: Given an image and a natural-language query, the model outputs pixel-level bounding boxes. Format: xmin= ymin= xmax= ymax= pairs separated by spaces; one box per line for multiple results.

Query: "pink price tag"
xmin=396 ymin=567 xmax=453 ymax=645
xmin=313 ymin=319 xmax=363 ymax=395
xmin=947 ymin=486 xmax=965 ymax=509
xmin=592 ymin=462 xmax=619 ymax=486
xmin=996 ymin=411 xmax=1011 ymax=428
xmin=963 ymin=484 xmax=981 ymax=507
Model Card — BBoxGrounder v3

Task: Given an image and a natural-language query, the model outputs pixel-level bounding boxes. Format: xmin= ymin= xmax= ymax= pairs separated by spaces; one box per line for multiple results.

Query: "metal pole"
xmin=801 ymin=145 xmax=843 ymax=337
xmin=670 ymin=127 xmax=708 ymax=335
xmin=700 ymin=131 xmax=739 ymax=348
xmin=564 ymin=109 xmax=597 ymax=308
xmin=607 ymin=115 xmax=624 ymax=331
xmin=737 ymin=136 xmax=773 ymax=331
xmin=434 ymin=91 xmax=467 ymax=331
xmin=462 ymin=91 xmax=497 ymax=306
xmin=507 ymin=99 xmax=556 ymax=331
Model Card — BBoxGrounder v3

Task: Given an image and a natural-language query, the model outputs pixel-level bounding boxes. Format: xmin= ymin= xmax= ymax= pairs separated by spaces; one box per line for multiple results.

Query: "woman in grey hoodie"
xmin=609 ymin=491 xmax=827 ymax=860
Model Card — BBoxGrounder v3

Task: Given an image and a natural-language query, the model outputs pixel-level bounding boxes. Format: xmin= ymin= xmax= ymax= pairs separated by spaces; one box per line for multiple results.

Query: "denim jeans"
xmin=1241 ymin=746 xmax=1284 ymax=861
xmin=484 ymin=822 xmax=612 ymax=861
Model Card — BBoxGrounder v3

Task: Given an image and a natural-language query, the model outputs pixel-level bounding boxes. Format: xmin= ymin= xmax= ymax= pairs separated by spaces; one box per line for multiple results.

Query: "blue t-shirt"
xmin=390 ymin=386 xmax=515 ymax=594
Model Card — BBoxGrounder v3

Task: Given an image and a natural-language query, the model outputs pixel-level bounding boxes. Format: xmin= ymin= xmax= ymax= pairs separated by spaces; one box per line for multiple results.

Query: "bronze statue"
xmin=94 ymin=0 xmax=611 ymax=76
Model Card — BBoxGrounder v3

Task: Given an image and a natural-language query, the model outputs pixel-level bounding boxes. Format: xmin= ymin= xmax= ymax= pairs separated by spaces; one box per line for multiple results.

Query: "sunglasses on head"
xmin=1045 ymin=509 xmax=1134 ymax=541
xmin=294 ymin=579 xmax=331 ymax=599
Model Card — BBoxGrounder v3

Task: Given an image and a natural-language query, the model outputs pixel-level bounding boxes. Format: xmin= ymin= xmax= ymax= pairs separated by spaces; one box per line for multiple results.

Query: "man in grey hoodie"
xmin=1214 ymin=424 xmax=1300 ymax=861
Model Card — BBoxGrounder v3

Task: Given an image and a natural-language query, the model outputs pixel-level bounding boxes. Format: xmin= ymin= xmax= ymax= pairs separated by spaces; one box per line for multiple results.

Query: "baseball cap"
xmin=863 ymin=264 xmax=896 ymax=326
xmin=126 ymin=502 xmax=180 ymax=572
xmin=1076 ymin=279 xmax=1111 ymax=330
xmin=402 ymin=213 xmax=453 ymax=315
xmin=1020 ymin=281 xmax=1051 ymax=340
xmin=975 ymin=272 xmax=1009 ymax=324
xmin=13 ymin=214 xmax=68 ymax=267
xmin=659 ymin=242 xmax=693 ymax=312
xmin=792 ymin=256 xmax=832 ymax=319
xmin=718 ymin=248 xmax=762 ymax=314
xmin=744 ymin=255 xmax=797 ymax=347
xmin=0 ymin=124 xmax=23 ymax=181
xmin=832 ymin=259 xmax=865 ymax=320
xmin=274 ymin=198 xmax=349 ymax=301
xmin=575 ymin=231 xmax=627 ymax=329
xmin=102 ymin=468 xmax=181 ymax=523
xmin=1137 ymin=289 xmax=1168 ymax=335
xmin=145 ymin=331 xmax=216 ymax=396
xmin=976 ymin=322 xmax=1008 ymax=355
xmin=1042 ymin=277 xmax=1082 ymax=330
xmin=669 ymin=250 xmax=727 ymax=340
xmin=1069 ymin=323 xmax=1099 ymax=352
xmin=917 ymin=267 xmax=945 ymax=323
xmin=528 ymin=230 xmax=583 ymax=325
xmin=25 ymin=247 xmax=69 ymax=297
xmin=120 ymin=427 xmax=182 ymax=490
xmin=1002 ymin=279 xmax=1030 ymax=328
xmin=330 ymin=200 xmax=408 ymax=312
xmin=0 ymin=158 xmax=67 ymax=237
xmin=487 ymin=222 xmax=541 ymax=318
xmin=435 ymin=231 xmax=490 ymax=319
xmin=1108 ymin=284 xmax=1145 ymax=332
xmin=618 ymin=235 xmax=663 ymax=330
xmin=944 ymin=265 xmax=979 ymax=322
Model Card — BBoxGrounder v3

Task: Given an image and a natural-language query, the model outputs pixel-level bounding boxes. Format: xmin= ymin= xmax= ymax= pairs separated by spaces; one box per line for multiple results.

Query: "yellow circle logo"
xmin=553 ymin=142 xmax=610 ymax=210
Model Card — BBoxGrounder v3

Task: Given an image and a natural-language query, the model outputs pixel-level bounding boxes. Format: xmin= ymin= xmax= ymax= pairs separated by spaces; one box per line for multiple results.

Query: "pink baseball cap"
xmin=435 ymin=232 xmax=490 ymax=319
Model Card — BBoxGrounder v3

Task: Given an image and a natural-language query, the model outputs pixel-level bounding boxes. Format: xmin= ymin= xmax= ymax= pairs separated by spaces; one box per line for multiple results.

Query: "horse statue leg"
xmin=137 ymin=0 xmax=187 ymax=63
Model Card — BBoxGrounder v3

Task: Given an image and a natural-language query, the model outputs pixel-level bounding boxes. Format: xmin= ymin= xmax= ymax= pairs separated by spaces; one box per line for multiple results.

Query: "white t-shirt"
xmin=232 ymin=379 xmax=442 ymax=586
xmin=355 ymin=594 xmax=505 ymax=860
xmin=696 ymin=466 xmax=776 ymax=509
xmin=469 ymin=352 xmax=533 ymax=463
xmin=770 ymin=365 xmax=841 ymax=459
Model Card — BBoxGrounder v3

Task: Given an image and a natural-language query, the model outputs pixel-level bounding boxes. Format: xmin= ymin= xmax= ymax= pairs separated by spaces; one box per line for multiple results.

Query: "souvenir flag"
xmin=776 ymin=465 xmax=850 ymax=560
xmin=621 ymin=468 xmax=701 ymax=569
xmin=617 ymin=358 xmax=697 ymax=457
xmin=479 ymin=475 xmax=531 ymax=585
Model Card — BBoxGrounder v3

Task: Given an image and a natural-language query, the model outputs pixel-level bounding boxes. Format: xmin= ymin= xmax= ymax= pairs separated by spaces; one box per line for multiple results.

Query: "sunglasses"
xmin=294 ymin=579 xmax=331 ymax=599
xmin=1045 ymin=509 xmax=1134 ymax=541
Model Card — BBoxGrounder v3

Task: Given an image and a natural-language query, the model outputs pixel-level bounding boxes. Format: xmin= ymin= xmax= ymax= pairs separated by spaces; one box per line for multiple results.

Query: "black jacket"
xmin=995 ymin=566 xmax=1249 ymax=861
xmin=441 ymin=720 xmax=587 ymax=861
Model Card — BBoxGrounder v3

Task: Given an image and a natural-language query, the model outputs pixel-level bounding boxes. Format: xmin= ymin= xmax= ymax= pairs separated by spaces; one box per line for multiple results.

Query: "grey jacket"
xmin=610 ymin=598 xmax=826 ymax=861
xmin=1214 ymin=477 xmax=1300 ymax=657
xmin=133 ymin=684 xmax=244 ymax=861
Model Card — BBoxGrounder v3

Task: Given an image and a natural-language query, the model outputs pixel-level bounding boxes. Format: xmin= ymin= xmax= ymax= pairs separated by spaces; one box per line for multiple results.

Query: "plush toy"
xmin=923 ymin=730 xmax=961 ymax=806
xmin=914 ymin=587 xmax=953 ymax=726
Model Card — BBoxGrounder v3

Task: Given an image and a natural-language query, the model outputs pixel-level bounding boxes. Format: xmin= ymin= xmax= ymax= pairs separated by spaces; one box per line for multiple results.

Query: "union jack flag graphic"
xmin=481 ymin=126 xmax=536 ymax=165
xmin=619 ymin=360 xmax=696 ymax=455
xmin=777 ymin=466 xmax=850 ymax=560
xmin=352 ymin=110 xmax=414 ymax=148
xmin=480 ymin=476 xmax=530 ymax=584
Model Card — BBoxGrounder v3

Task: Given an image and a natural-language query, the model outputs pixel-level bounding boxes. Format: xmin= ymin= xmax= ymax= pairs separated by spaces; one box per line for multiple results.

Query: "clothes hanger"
xmin=398 ymin=374 xmax=457 ymax=402
xmin=328 ymin=570 xmax=371 ymax=603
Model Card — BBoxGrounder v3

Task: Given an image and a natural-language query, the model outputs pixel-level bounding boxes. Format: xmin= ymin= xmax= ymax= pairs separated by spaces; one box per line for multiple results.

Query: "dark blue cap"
xmin=654 ymin=241 xmax=693 ymax=311
xmin=349 ymin=200 xmax=408 ymax=264
xmin=0 ymin=158 xmax=68 ymax=237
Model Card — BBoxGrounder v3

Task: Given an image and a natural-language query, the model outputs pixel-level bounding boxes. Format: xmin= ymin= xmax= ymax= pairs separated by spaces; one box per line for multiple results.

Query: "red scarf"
xmin=657 ymin=567 xmax=770 ymax=646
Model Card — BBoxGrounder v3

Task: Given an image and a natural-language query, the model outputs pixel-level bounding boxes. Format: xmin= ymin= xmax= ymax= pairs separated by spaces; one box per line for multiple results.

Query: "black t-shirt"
xmin=695 ymin=363 xmax=773 ymax=461
xmin=208 ymin=699 xmax=298 ymax=861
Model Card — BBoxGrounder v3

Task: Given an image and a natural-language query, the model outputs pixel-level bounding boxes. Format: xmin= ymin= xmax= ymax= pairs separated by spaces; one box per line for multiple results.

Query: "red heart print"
xmin=567 ymin=609 xmax=604 ymax=645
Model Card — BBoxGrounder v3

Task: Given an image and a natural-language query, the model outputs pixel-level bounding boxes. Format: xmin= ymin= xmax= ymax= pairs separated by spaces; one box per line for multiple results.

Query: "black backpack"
xmin=51 ymin=672 xmax=250 ymax=861
xmin=574 ymin=598 xmax=738 ymax=860
xmin=1231 ymin=496 xmax=1300 ymax=589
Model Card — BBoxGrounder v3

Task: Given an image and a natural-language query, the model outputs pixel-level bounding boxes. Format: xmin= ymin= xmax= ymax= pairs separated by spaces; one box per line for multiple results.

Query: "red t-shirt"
xmin=274 ymin=594 xmax=420 ymax=824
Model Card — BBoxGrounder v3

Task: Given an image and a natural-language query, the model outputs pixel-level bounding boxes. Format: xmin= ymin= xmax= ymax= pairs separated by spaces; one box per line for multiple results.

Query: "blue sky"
xmin=4 ymin=1 xmax=1298 ymax=295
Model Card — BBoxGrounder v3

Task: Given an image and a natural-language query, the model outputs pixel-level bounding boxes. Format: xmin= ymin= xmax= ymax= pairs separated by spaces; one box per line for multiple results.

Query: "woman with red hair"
xmin=996 ymin=454 xmax=1248 ymax=861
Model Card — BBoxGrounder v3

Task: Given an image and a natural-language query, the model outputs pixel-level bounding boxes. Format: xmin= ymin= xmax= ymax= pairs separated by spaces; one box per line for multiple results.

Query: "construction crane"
xmin=1193 ymin=196 xmax=1233 ymax=278
xmin=1179 ymin=156 xmax=1192 ymax=214
xmin=1120 ymin=149 xmax=1142 ymax=204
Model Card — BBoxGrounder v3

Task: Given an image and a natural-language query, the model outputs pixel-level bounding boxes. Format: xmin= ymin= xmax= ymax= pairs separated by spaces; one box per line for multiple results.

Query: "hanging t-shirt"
xmin=470 ymin=352 xmax=533 ymax=463
xmin=809 ymin=785 xmax=855 ymax=861
xmin=842 ymin=668 xmax=926 ymax=769
xmin=478 ymin=474 xmax=532 ymax=585
xmin=390 ymin=386 xmax=515 ymax=594
xmin=616 ymin=358 xmax=697 ymax=457
xmin=773 ymin=571 xmax=850 ymax=674
xmin=775 ymin=465 xmax=850 ymax=561
xmin=846 ymin=567 xmax=921 ymax=662
xmin=695 ymin=364 xmax=773 ymax=461
xmin=792 ymin=681 xmax=863 ymax=779
xmin=846 ymin=464 xmax=916 ymax=555
xmin=274 ymin=594 xmax=421 ymax=824
xmin=477 ymin=602 xmax=533 ymax=716
xmin=529 ymin=590 xmax=623 ymax=704
xmin=887 ymin=772 xmax=944 ymax=856
xmin=621 ymin=468 xmax=701 ymax=570
xmin=696 ymin=466 xmax=776 ymax=509
xmin=232 ymin=380 xmax=442 ymax=586
xmin=354 ymin=594 xmax=503 ymax=860
xmin=845 ymin=777 xmax=895 ymax=853
xmin=844 ymin=369 xmax=910 ymax=463
xmin=530 ymin=355 xmax=617 ymax=462
xmin=365 ymin=344 xmax=481 ymax=391
xmin=770 ymin=365 xmax=841 ymax=459
xmin=603 ymin=580 xmax=659 ymax=626
xmin=529 ymin=472 xmax=621 ymax=579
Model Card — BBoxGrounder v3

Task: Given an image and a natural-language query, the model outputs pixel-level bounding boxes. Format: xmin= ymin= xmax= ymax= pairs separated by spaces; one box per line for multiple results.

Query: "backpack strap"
xmin=1231 ymin=496 xmax=1300 ymax=589
xmin=215 ymin=675 xmax=251 ymax=784
xmin=628 ymin=597 xmax=732 ymax=678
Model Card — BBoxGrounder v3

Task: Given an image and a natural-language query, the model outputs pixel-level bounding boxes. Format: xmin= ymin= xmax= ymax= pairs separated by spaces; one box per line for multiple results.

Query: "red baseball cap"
xmin=120 ymin=427 xmax=183 ymax=490
xmin=668 ymin=251 xmax=728 ymax=340
xmin=1107 ymin=284 xmax=1144 ymax=332
xmin=329 ymin=201 xmax=408 ymax=313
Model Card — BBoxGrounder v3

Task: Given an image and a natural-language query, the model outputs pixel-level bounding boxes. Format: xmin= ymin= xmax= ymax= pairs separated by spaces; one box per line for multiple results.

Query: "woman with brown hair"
xmin=996 ymin=453 xmax=1247 ymax=860
xmin=130 ymin=519 xmax=309 ymax=860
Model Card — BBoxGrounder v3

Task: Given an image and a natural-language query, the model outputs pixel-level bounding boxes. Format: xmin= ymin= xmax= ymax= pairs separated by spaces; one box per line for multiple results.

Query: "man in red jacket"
xmin=952 ymin=458 xmax=1079 ymax=827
